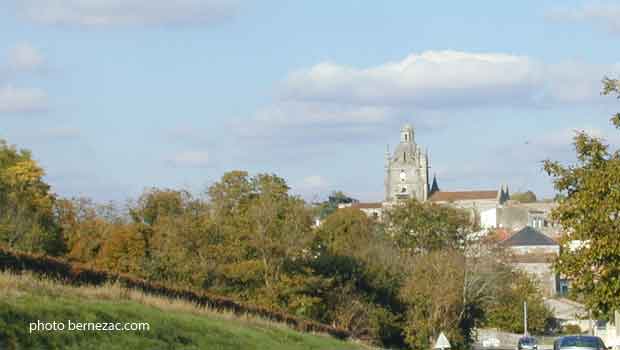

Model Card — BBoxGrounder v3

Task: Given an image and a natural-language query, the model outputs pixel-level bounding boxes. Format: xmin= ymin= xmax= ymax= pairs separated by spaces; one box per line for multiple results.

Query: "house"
xmin=502 ymin=226 xmax=560 ymax=297
xmin=480 ymin=201 xmax=561 ymax=237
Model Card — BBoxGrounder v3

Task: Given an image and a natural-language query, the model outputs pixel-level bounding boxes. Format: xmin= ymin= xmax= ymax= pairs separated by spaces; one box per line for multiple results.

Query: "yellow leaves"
xmin=4 ymin=159 xmax=45 ymax=187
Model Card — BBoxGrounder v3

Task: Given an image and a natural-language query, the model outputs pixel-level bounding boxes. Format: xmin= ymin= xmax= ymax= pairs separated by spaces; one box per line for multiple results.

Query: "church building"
xmin=342 ymin=123 xmax=510 ymax=218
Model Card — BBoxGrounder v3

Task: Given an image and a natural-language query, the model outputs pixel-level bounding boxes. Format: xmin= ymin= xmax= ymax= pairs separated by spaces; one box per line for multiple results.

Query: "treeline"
xmin=0 ymin=140 xmax=552 ymax=349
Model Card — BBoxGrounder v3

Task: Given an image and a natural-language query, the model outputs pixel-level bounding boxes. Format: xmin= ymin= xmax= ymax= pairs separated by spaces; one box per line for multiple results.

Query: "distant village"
xmin=325 ymin=123 xmax=619 ymax=345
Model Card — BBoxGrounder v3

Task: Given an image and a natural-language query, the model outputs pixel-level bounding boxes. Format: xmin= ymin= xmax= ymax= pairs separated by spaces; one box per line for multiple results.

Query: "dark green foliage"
xmin=316 ymin=191 xmax=357 ymax=220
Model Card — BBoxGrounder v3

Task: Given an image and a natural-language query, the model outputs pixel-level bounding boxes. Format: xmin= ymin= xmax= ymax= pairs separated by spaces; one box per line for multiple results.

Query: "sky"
xmin=1 ymin=0 xmax=620 ymax=203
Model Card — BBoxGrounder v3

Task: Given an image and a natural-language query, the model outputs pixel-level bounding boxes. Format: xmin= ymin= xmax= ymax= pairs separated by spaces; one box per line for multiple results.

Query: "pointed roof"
xmin=430 ymin=174 xmax=440 ymax=194
xmin=502 ymin=226 xmax=558 ymax=246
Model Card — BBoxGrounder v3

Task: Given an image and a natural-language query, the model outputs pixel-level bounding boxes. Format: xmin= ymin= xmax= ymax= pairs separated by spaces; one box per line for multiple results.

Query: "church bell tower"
xmin=385 ymin=123 xmax=431 ymax=202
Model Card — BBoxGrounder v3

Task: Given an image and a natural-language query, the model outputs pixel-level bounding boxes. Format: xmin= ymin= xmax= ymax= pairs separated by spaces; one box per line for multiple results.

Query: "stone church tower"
xmin=385 ymin=124 xmax=431 ymax=202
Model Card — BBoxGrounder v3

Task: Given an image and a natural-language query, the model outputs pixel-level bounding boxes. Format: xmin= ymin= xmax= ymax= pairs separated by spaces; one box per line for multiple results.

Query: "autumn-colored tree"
xmin=544 ymin=77 xmax=620 ymax=320
xmin=97 ymin=223 xmax=146 ymax=274
xmin=400 ymin=250 xmax=467 ymax=349
xmin=316 ymin=207 xmax=373 ymax=256
xmin=0 ymin=140 xmax=64 ymax=255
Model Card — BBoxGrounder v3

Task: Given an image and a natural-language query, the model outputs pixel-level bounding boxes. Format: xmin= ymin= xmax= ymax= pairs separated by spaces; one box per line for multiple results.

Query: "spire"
xmin=430 ymin=174 xmax=440 ymax=194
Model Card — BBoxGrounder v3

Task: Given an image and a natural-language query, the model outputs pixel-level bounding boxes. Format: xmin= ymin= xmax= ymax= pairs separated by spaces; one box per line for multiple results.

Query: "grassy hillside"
xmin=0 ymin=271 xmax=374 ymax=350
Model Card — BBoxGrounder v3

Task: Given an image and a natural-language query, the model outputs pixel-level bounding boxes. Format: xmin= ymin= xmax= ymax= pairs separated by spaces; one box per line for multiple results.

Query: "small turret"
xmin=430 ymin=174 xmax=440 ymax=195
xmin=401 ymin=124 xmax=414 ymax=143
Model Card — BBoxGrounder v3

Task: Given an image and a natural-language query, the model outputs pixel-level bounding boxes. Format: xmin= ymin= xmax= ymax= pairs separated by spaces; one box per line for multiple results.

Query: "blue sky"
xmin=1 ymin=0 xmax=620 ymax=203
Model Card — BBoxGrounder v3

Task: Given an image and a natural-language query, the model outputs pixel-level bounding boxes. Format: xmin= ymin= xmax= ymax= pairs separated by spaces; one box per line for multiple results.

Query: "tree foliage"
xmin=0 ymin=140 xmax=64 ymax=255
xmin=316 ymin=191 xmax=357 ymax=220
xmin=544 ymin=77 xmax=620 ymax=320
xmin=511 ymin=191 xmax=537 ymax=203
xmin=383 ymin=199 xmax=474 ymax=253
xmin=483 ymin=269 xmax=553 ymax=334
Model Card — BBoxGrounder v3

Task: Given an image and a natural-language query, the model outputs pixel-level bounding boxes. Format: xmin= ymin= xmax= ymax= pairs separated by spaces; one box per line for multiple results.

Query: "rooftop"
xmin=429 ymin=190 xmax=498 ymax=202
xmin=502 ymin=226 xmax=558 ymax=247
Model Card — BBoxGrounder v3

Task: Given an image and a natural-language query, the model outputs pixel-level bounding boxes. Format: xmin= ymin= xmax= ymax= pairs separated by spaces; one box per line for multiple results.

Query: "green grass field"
xmin=0 ymin=271 xmax=373 ymax=350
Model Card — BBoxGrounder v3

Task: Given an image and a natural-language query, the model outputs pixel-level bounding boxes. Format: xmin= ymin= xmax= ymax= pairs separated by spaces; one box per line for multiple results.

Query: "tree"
xmin=0 ymin=140 xmax=64 ymax=255
xmin=483 ymin=270 xmax=553 ymax=334
xmin=511 ymin=191 xmax=537 ymax=203
xmin=205 ymin=171 xmax=315 ymax=303
xmin=316 ymin=208 xmax=373 ymax=256
xmin=400 ymin=250 xmax=467 ymax=349
xmin=317 ymin=191 xmax=357 ymax=219
xmin=247 ymin=174 xmax=313 ymax=293
xmin=383 ymin=198 xmax=474 ymax=254
xmin=544 ymin=77 xmax=620 ymax=320
xmin=55 ymin=197 xmax=117 ymax=263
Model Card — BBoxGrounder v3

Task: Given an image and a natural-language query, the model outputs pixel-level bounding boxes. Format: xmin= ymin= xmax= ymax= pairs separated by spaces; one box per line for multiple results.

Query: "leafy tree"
xmin=317 ymin=191 xmax=357 ymax=219
xmin=0 ymin=140 xmax=64 ymax=255
xmin=247 ymin=174 xmax=313 ymax=294
xmin=205 ymin=171 xmax=315 ymax=303
xmin=383 ymin=198 xmax=474 ymax=254
xmin=316 ymin=208 xmax=373 ymax=256
xmin=511 ymin=191 xmax=537 ymax=203
xmin=97 ymin=223 xmax=146 ymax=274
xmin=400 ymin=250 xmax=467 ymax=349
xmin=483 ymin=270 xmax=553 ymax=334
xmin=55 ymin=197 xmax=116 ymax=263
xmin=544 ymin=77 xmax=620 ymax=320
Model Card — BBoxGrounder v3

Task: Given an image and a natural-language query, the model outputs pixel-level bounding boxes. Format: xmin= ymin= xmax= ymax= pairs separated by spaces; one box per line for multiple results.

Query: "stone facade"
xmin=384 ymin=124 xmax=430 ymax=202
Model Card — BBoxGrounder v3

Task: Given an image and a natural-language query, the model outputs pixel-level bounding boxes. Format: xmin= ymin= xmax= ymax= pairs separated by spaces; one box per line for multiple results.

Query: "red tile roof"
xmin=429 ymin=190 xmax=498 ymax=202
xmin=480 ymin=228 xmax=513 ymax=245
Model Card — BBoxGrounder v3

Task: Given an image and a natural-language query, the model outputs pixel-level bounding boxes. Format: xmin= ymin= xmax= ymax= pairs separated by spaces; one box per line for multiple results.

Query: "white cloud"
xmin=15 ymin=0 xmax=239 ymax=27
xmin=281 ymin=50 xmax=619 ymax=109
xmin=0 ymin=85 xmax=48 ymax=113
xmin=547 ymin=2 xmax=620 ymax=34
xmin=166 ymin=151 xmax=210 ymax=168
xmin=8 ymin=43 xmax=45 ymax=72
